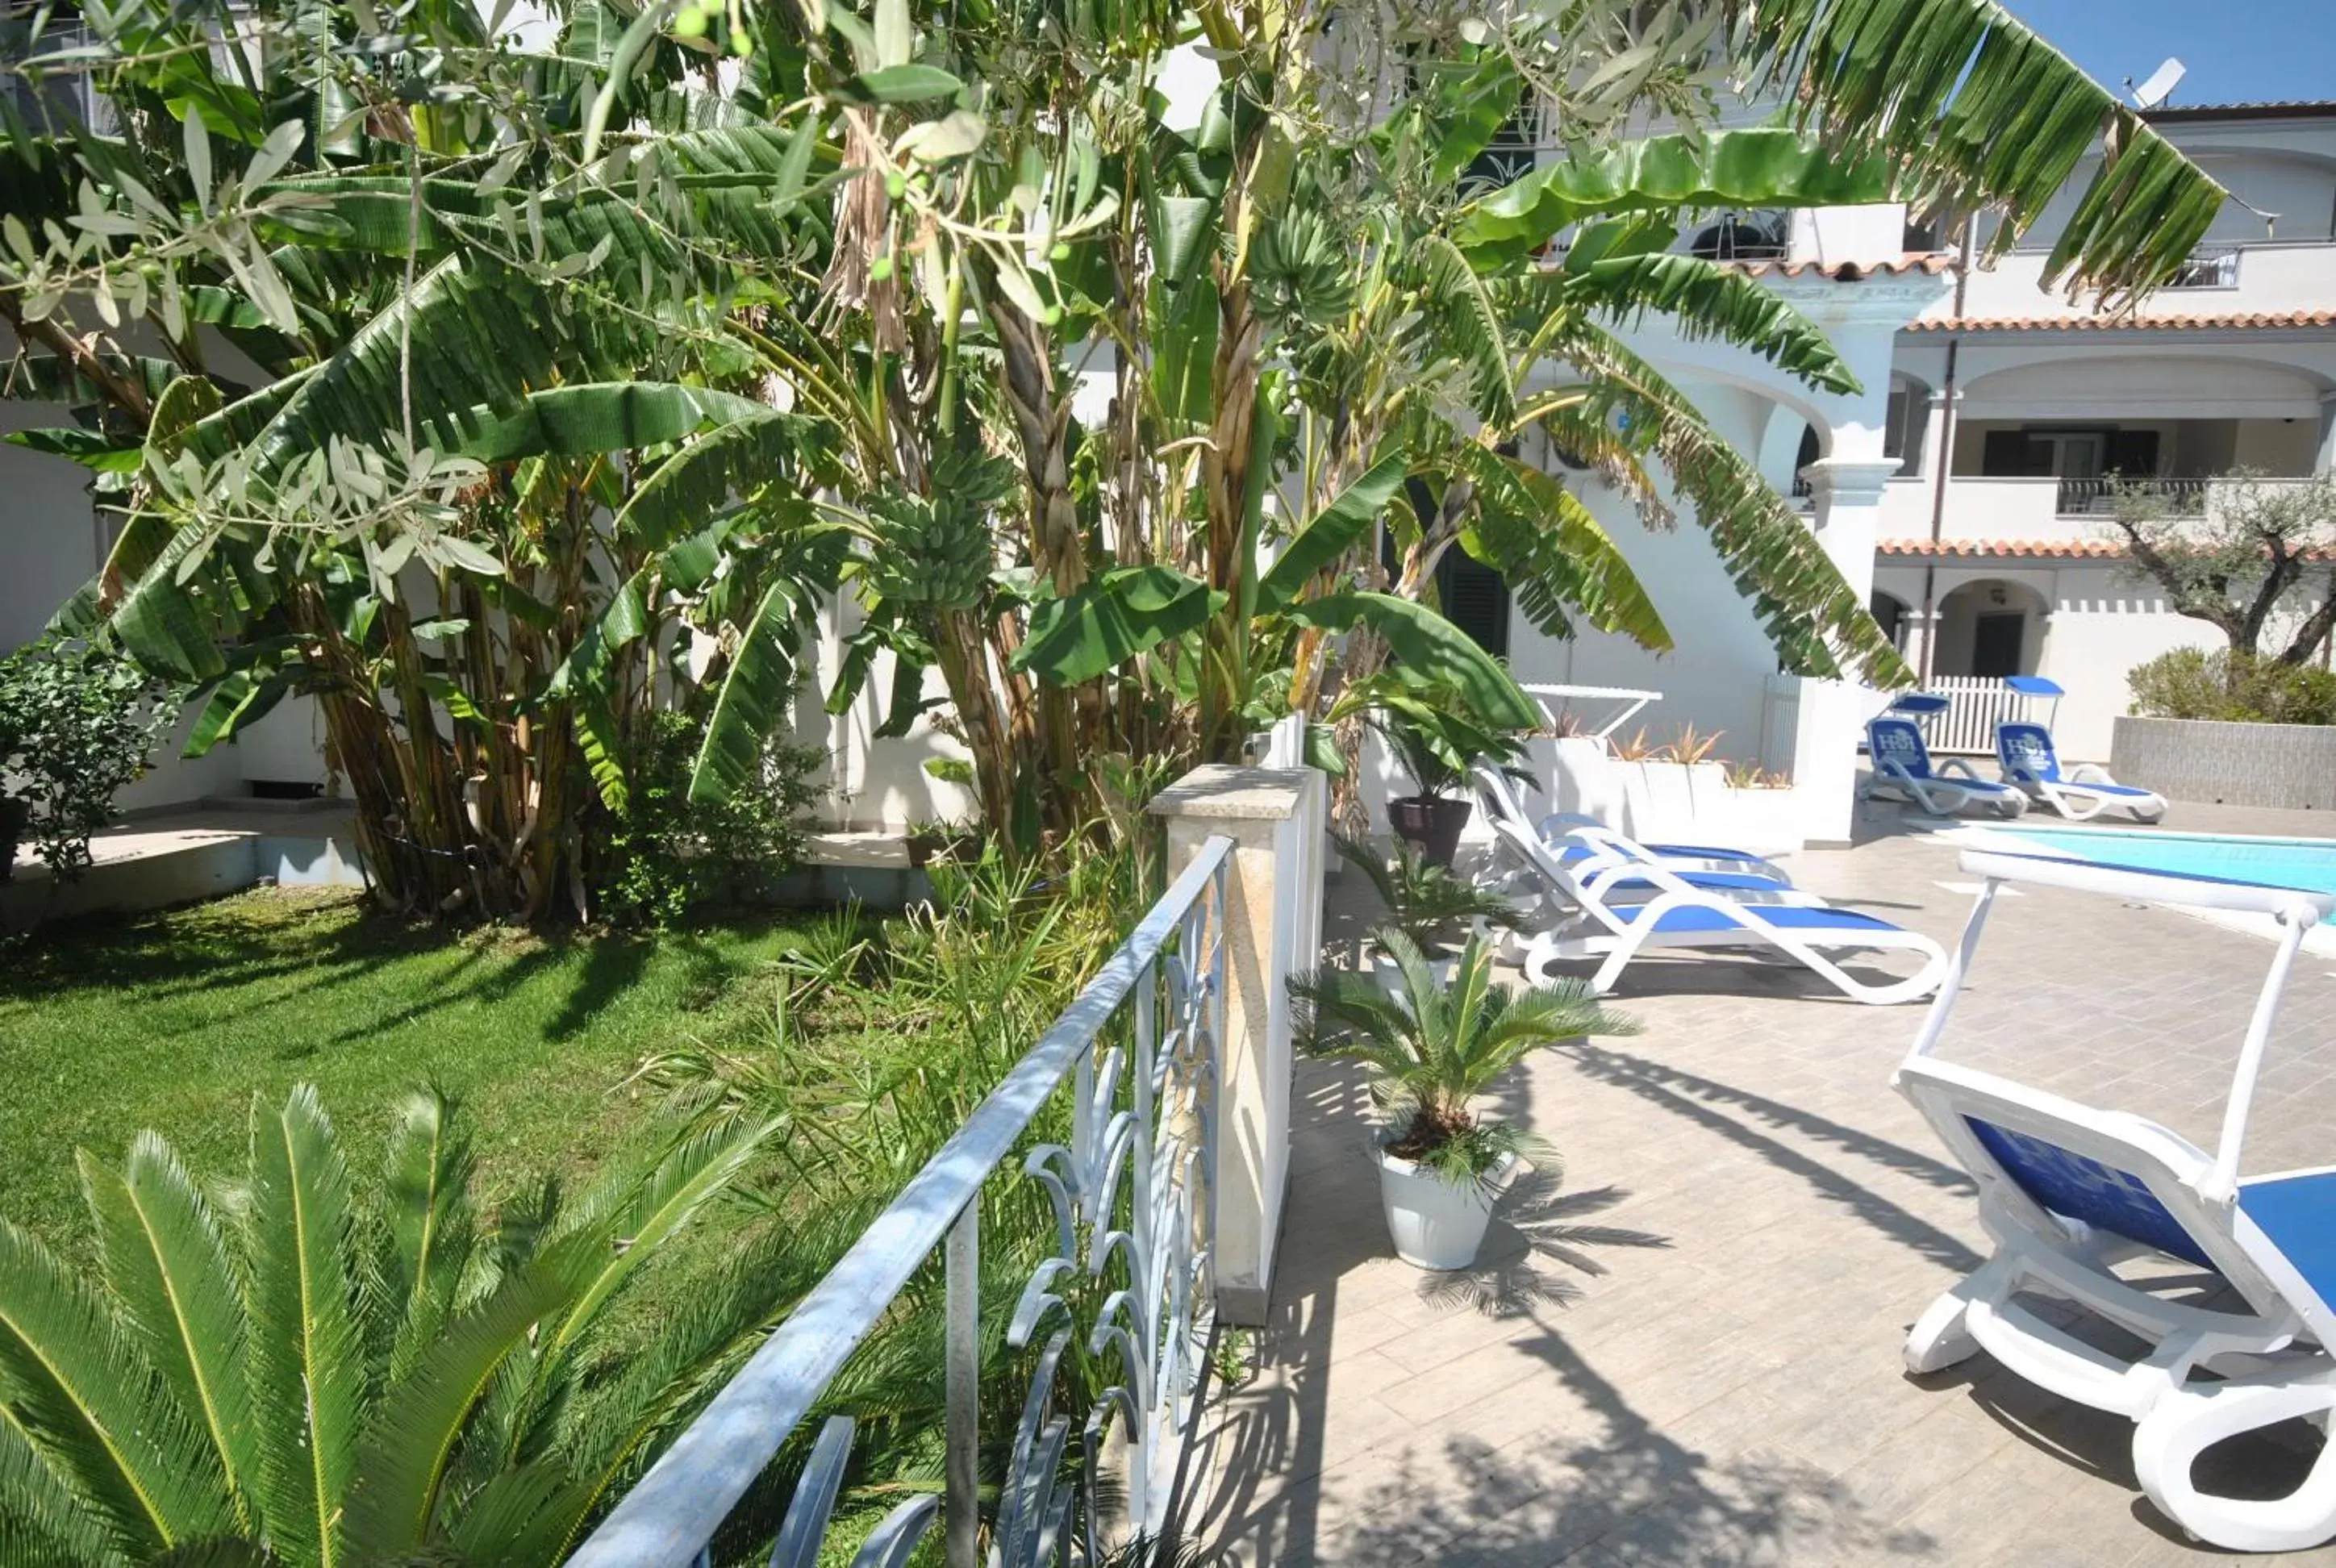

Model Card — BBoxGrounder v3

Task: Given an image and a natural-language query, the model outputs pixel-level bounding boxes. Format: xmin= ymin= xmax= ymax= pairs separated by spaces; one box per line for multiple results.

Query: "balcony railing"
xmin=569 ymin=836 xmax=1242 ymax=1568
xmin=2050 ymin=476 xmax=2208 ymax=515
xmin=2163 ymin=246 xmax=2242 ymax=290
xmin=2052 ymin=476 xmax=2322 ymax=519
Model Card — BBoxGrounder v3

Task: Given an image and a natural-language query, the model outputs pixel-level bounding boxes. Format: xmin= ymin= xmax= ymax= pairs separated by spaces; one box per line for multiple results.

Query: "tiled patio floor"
xmin=1198 ymin=804 xmax=2336 ymax=1566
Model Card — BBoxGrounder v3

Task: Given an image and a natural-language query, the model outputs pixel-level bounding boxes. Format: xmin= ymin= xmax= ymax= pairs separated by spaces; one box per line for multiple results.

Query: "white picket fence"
xmin=1921 ymin=677 xmax=2048 ymax=754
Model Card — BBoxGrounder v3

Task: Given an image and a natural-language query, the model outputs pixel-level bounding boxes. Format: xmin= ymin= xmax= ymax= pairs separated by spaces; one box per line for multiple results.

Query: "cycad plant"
xmin=0 ymin=1085 xmax=783 ymax=1567
xmin=1293 ymin=929 xmax=1637 ymax=1190
xmin=1333 ymin=834 xmax=1520 ymax=957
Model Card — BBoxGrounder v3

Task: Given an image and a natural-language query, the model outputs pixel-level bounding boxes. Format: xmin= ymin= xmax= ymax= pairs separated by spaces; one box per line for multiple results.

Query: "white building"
xmin=6 ymin=79 xmax=2331 ymax=852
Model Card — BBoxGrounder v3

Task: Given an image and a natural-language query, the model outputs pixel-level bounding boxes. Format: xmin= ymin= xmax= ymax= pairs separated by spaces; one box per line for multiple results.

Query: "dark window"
xmin=2108 ymin=428 xmax=2160 ymax=478
xmin=1981 ymin=429 xmax=2055 ymax=477
xmin=1688 ymin=213 xmax=1787 ymax=261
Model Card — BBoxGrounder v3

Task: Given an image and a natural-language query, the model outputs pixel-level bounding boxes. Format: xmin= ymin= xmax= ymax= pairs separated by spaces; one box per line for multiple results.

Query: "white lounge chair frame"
xmin=1900 ymin=848 xmax=2336 ymax=1552
xmin=1862 ymin=713 xmax=2028 ymax=819
xmin=1489 ymin=815 xmax=1949 ymax=1006
xmin=1995 ymin=720 xmax=2169 ymax=823
xmin=1470 ymin=764 xmax=1792 ymax=886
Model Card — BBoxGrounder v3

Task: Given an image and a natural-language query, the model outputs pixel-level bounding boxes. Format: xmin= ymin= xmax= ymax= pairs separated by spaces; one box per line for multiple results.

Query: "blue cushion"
xmin=1966 ymin=1117 xmax=2212 ymax=1268
xmin=1614 ymin=902 xmax=1906 ymax=936
xmin=2238 ymin=1172 xmax=2336 ymax=1310
xmin=1596 ymin=870 xmax=1793 ymax=895
xmin=1554 ymin=841 xmax=1767 ymax=867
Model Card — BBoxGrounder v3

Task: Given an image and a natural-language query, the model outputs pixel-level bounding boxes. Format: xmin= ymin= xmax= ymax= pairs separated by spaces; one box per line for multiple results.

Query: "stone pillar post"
xmin=1149 ymin=764 xmax=1326 ymax=1325
xmin=1793 ymin=457 xmax=1902 ymax=844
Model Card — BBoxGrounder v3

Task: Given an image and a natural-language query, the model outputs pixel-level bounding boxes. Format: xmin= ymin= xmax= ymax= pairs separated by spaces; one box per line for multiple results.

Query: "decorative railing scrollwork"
xmin=574 ymin=837 xmax=1235 ymax=1568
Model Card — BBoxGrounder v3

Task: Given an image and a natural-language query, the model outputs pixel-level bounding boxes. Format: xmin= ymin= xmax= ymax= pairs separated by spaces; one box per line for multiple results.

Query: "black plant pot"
xmin=0 ymin=797 xmax=27 ymax=884
xmin=1387 ymin=794 xmax=1470 ymax=868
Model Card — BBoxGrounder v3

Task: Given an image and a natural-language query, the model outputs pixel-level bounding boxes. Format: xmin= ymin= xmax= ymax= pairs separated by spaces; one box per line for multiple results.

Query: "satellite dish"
xmin=2129 ymin=57 xmax=2186 ymax=109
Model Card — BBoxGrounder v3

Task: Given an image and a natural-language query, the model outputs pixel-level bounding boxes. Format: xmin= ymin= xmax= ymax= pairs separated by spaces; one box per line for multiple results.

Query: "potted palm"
xmin=1333 ymin=833 xmax=1520 ymax=983
xmin=1370 ymin=682 xmax=1522 ymax=868
xmin=1291 ymin=929 xmax=1637 ymax=1270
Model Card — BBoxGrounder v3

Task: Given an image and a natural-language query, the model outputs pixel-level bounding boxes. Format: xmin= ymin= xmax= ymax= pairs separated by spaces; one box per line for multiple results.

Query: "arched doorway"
xmin=1933 ymin=579 xmax=2049 ymax=678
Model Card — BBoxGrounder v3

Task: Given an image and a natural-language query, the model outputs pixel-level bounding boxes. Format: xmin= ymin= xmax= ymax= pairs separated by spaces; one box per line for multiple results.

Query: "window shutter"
xmin=1437 ymin=552 xmax=1512 ymax=659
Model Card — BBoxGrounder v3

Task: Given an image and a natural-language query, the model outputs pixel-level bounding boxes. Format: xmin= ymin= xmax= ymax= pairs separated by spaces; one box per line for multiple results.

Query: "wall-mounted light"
xmin=1989 ymin=586 xmax=2008 ymax=607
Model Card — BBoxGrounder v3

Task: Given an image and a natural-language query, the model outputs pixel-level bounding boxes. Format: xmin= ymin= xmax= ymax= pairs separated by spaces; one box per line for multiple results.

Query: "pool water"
xmin=1997 ymin=826 xmax=2336 ymax=897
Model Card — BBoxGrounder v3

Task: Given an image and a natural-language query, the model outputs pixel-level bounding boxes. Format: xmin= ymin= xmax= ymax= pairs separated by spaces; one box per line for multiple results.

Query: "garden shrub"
xmin=2128 ymin=648 xmax=2336 ymax=727
xmin=599 ymin=710 xmax=824 ymax=925
xmin=0 ymin=636 xmax=177 ymax=877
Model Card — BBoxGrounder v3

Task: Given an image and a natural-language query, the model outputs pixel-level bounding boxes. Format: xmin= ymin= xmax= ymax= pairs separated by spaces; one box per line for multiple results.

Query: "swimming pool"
xmin=1988 ymin=825 xmax=2336 ymax=897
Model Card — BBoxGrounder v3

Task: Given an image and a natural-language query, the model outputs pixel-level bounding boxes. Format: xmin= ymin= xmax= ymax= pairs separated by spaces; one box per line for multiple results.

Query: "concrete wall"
xmin=2112 ymin=716 xmax=2336 ymax=811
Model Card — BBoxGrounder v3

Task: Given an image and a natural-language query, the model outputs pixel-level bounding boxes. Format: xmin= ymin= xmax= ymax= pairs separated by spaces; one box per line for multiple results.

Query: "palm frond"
xmin=1529 ymin=323 xmax=1913 ymax=686
xmin=544 ymin=1117 xmax=786 ymax=1357
xmin=0 ymin=1221 xmax=234 ymax=1558
xmin=1452 ymin=443 xmax=1671 ymax=648
xmin=243 ymin=1087 xmax=367 ymax=1568
xmin=1409 ymin=233 xmax=1516 ymax=428
xmin=382 ymin=1087 xmax=477 ymax=1382
xmin=0 ymin=1395 xmax=134 ymax=1568
xmin=338 ymin=1267 xmax=576 ymax=1562
xmin=1457 ymin=128 xmax=1892 ymax=263
xmin=1726 ymin=0 xmax=2225 ymax=305
xmin=1550 ymin=251 xmax=1860 ymax=394
xmin=77 ymin=1136 xmax=256 ymax=1524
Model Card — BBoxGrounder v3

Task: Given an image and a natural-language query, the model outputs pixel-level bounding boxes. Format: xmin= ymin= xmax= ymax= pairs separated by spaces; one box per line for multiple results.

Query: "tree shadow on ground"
xmin=1558 ymin=1043 xmax=1982 ymax=1274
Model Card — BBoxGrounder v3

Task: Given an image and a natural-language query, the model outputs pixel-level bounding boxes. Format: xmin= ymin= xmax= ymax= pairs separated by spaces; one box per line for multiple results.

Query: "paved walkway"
xmin=1199 ymin=803 xmax=2336 ymax=1566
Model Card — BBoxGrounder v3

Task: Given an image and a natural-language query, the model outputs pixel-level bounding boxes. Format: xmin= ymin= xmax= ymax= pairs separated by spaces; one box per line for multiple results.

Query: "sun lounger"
xmin=1899 ymin=848 xmax=2336 ymax=1551
xmin=1472 ymin=764 xmax=1793 ymax=885
xmin=1489 ymin=815 xmax=1948 ymax=1006
xmin=1995 ymin=720 xmax=2167 ymax=823
xmin=1862 ymin=713 xmax=2028 ymax=818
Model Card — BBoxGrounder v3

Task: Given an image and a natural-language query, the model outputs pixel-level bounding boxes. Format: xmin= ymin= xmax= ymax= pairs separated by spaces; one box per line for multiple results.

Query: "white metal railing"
xmin=1520 ymin=683 xmax=1663 ymax=745
xmin=569 ymin=838 xmax=1238 ymax=1568
xmin=1919 ymin=677 xmax=2046 ymax=754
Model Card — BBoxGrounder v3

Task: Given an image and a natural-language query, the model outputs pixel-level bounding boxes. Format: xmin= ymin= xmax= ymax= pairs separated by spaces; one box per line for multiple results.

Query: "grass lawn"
xmin=0 ymin=886 xmax=824 ymax=1249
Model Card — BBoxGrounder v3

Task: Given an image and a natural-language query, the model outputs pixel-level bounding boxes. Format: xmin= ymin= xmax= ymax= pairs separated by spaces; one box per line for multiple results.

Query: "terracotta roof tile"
xmin=2143 ymin=100 xmax=2336 ymax=123
xmin=1876 ymin=539 xmax=2125 ymax=559
xmin=1733 ymin=254 xmax=1956 ymax=281
xmin=1905 ymin=310 xmax=2336 ymax=333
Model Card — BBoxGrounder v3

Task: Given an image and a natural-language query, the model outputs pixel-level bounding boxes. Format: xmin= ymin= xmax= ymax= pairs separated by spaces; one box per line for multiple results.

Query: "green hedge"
xmin=2128 ymin=648 xmax=2336 ymax=727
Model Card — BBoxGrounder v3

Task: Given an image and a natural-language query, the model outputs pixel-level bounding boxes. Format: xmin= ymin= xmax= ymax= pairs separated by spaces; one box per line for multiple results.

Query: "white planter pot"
xmin=1367 ymin=949 xmax=1458 ymax=994
xmin=1373 ymin=1136 xmax=1512 ymax=1270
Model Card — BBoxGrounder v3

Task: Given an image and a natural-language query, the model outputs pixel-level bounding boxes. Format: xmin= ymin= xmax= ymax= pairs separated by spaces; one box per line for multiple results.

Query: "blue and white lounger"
xmin=1489 ymin=815 xmax=1947 ymax=1006
xmin=1863 ymin=712 xmax=2028 ymax=819
xmin=1471 ymin=764 xmax=1794 ymax=886
xmin=1995 ymin=719 xmax=2167 ymax=823
xmin=1899 ymin=849 xmax=2336 ymax=1552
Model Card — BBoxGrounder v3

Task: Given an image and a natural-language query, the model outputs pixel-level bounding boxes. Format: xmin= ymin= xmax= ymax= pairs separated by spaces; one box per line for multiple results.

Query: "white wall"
xmin=1874 ymin=559 xmax=2232 ymax=761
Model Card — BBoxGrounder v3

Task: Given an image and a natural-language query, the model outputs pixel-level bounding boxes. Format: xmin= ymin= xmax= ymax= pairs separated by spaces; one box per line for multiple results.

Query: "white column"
xmin=2317 ymin=389 xmax=2336 ymax=473
xmin=1149 ymin=763 xmax=1326 ymax=1325
xmin=1792 ymin=456 xmax=1902 ymax=844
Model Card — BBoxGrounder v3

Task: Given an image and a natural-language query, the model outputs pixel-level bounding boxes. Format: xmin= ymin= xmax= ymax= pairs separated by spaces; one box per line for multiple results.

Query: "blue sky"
xmin=2000 ymin=0 xmax=2336 ymax=107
